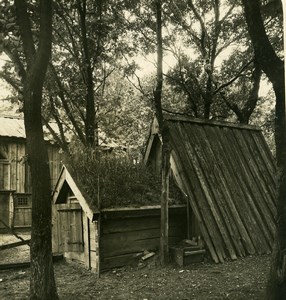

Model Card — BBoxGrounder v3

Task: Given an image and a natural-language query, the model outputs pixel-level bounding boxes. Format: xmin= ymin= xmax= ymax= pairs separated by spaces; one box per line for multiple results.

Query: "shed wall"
xmin=100 ymin=206 xmax=187 ymax=270
xmin=0 ymin=192 xmax=10 ymax=228
xmin=0 ymin=138 xmax=62 ymax=229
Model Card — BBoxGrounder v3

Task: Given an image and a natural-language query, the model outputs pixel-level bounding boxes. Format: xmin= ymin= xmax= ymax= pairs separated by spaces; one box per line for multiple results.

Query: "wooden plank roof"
xmin=0 ymin=115 xmax=58 ymax=142
xmin=146 ymin=114 xmax=276 ymax=263
xmin=0 ymin=116 xmax=26 ymax=138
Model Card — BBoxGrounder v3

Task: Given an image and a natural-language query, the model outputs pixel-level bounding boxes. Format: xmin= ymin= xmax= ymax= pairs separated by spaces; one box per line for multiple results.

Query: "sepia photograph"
xmin=0 ymin=0 xmax=284 ymax=299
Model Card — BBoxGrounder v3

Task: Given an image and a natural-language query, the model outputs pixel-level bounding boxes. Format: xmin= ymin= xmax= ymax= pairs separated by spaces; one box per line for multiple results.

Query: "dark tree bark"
xmin=14 ymin=1 xmax=58 ymax=299
xmin=153 ymin=0 xmax=170 ymax=265
xmin=241 ymin=0 xmax=286 ymax=298
xmin=222 ymin=60 xmax=262 ymax=124
xmin=77 ymin=0 xmax=96 ymax=146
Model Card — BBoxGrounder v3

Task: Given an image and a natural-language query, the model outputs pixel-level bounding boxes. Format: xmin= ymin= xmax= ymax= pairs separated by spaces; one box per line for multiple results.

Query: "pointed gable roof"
xmin=52 ymin=164 xmax=99 ymax=221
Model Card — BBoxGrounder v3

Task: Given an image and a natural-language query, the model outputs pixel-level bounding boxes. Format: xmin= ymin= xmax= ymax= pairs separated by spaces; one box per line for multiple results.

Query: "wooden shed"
xmin=144 ymin=114 xmax=276 ymax=263
xmin=52 ymin=164 xmax=187 ymax=273
xmin=0 ymin=115 xmax=62 ymax=229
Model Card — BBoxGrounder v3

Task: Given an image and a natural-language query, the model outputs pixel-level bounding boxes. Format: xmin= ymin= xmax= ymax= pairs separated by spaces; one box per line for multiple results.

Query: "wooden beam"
xmin=52 ymin=166 xmax=66 ymax=203
xmin=0 ymin=239 xmax=30 ymax=251
xmin=0 ymin=255 xmax=63 ymax=270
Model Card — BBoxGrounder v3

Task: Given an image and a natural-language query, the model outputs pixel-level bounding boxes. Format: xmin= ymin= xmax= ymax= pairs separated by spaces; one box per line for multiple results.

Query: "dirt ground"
xmin=0 ymin=233 xmax=271 ymax=300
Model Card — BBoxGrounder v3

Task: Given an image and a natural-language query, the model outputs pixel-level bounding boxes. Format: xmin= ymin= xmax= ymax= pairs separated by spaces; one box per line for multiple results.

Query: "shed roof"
xmin=0 ymin=115 xmax=26 ymax=138
xmin=145 ymin=114 xmax=276 ymax=263
xmin=0 ymin=115 xmax=58 ymax=142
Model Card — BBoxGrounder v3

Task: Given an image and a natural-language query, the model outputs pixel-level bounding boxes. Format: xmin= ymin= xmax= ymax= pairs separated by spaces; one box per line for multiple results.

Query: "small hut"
xmin=0 ymin=115 xmax=62 ymax=229
xmin=144 ymin=114 xmax=276 ymax=263
xmin=52 ymin=164 xmax=187 ymax=273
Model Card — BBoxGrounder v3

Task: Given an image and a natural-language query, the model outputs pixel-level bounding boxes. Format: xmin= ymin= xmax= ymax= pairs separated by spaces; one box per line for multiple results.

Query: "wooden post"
xmin=97 ymin=174 xmax=101 ymax=277
xmin=86 ymin=217 xmax=91 ymax=269
xmin=187 ymin=197 xmax=191 ymax=240
xmin=160 ymin=141 xmax=170 ymax=265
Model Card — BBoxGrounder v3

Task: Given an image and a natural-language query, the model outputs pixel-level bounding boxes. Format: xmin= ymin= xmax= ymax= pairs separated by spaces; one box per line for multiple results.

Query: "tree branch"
xmin=214 ymin=59 xmax=254 ymax=95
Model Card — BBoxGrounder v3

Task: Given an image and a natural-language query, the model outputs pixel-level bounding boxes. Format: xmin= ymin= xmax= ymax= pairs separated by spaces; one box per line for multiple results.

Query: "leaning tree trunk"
xmin=15 ymin=0 xmax=58 ymax=299
xmin=241 ymin=1 xmax=286 ymax=298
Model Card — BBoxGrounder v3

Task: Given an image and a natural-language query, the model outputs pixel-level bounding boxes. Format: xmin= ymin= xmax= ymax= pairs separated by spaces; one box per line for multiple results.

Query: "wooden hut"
xmin=0 ymin=115 xmax=62 ymax=229
xmin=52 ymin=164 xmax=187 ymax=273
xmin=144 ymin=114 xmax=277 ymax=263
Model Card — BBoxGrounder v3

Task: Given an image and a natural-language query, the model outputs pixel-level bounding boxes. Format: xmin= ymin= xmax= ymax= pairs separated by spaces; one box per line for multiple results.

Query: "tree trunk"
xmin=154 ymin=0 xmax=170 ymax=265
xmin=268 ymin=76 xmax=286 ymax=299
xmin=77 ymin=0 xmax=97 ymax=147
xmin=26 ymin=93 xmax=58 ymax=300
xmin=241 ymin=1 xmax=286 ymax=298
xmin=204 ymin=75 xmax=213 ymax=119
xmin=15 ymin=0 xmax=58 ymax=299
xmin=222 ymin=61 xmax=262 ymax=124
xmin=160 ymin=127 xmax=171 ymax=265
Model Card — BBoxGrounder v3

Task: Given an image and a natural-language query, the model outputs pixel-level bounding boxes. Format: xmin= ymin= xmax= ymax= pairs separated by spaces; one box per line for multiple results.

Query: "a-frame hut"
xmin=144 ymin=114 xmax=276 ymax=263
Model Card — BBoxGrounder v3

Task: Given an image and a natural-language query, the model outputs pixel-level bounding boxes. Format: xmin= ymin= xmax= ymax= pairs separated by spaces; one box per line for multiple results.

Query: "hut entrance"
xmin=57 ymin=199 xmax=84 ymax=253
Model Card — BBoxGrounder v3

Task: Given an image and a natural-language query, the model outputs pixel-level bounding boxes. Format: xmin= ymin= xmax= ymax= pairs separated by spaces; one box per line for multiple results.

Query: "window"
xmin=16 ymin=196 xmax=29 ymax=207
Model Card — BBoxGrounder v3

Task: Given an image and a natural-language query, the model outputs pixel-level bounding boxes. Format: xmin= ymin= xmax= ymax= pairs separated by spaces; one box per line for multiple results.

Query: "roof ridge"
xmin=163 ymin=113 xmax=261 ymax=131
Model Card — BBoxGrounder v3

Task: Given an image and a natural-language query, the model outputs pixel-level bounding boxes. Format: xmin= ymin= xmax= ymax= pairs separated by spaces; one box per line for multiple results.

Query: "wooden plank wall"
xmin=89 ymin=221 xmax=99 ymax=271
xmin=100 ymin=206 xmax=187 ymax=270
xmin=0 ymin=139 xmax=62 ymax=228
xmin=47 ymin=145 xmax=63 ymax=189
xmin=14 ymin=208 xmax=31 ymax=227
xmin=1 ymin=140 xmax=62 ymax=193
xmin=0 ymin=161 xmax=10 ymax=190
xmin=5 ymin=142 xmax=26 ymax=192
xmin=0 ymin=193 xmax=10 ymax=228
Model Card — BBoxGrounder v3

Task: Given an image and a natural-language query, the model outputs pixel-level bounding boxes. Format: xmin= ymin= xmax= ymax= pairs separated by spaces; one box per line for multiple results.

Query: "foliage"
xmin=0 ymin=0 xmax=282 ymax=155
xmin=162 ymin=0 xmax=246 ymax=119
xmin=68 ymin=145 xmax=184 ymax=209
xmin=1 ymin=0 xmax=144 ymax=149
xmin=95 ymin=72 xmax=153 ymax=158
xmin=165 ymin=54 xmax=230 ymax=119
